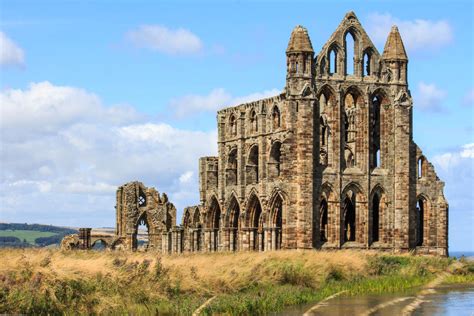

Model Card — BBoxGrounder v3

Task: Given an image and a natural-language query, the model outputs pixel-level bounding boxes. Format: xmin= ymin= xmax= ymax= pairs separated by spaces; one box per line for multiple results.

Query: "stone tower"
xmin=187 ymin=11 xmax=448 ymax=256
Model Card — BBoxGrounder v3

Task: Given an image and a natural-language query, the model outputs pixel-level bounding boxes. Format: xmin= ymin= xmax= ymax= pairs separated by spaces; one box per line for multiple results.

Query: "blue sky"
xmin=0 ymin=0 xmax=473 ymax=251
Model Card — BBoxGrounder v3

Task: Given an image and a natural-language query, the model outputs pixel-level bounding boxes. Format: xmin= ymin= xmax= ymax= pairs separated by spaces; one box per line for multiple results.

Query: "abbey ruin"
xmin=62 ymin=12 xmax=448 ymax=256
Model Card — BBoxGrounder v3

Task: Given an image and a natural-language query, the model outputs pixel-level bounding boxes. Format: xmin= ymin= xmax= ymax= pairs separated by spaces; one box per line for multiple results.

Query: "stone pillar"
xmin=161 ymin=232 xmax=168 ymax=254
xmin=78 ymin=228 xmax=92 ymax=249
xmin=295 ymin=98 xmax=316 ymax=249
xmin=271 ymin=229 xmax=276 ymax=250
xmin=393 ymin=90 xmax=412 ymax=251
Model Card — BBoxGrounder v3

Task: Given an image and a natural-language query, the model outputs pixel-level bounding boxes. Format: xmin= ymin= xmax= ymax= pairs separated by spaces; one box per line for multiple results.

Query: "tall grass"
xmin=0 ymin=249 xmax=471 ymax=315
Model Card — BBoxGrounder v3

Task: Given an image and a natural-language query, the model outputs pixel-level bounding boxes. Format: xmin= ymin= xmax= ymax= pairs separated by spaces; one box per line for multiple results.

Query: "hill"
xmin=0 ymin=223 xmax=77 ymax=248
xmin=0 ymin=249 xmax=472 ymax=315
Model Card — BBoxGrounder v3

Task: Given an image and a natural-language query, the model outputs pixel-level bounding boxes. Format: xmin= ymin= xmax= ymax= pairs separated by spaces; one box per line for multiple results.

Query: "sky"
xmin=0 ymin=0 xmax=473 ymax=251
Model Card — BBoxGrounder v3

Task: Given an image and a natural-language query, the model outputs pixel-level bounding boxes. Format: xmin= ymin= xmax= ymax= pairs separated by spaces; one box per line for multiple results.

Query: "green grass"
xmin=0 ymin=249 xmax=472 ymax=315
xmin=0 ymin=230 xmax=57 ymax=245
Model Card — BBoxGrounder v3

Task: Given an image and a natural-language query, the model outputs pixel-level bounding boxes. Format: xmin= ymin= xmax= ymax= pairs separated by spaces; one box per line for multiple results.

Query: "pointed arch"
xmin=183 ymin=209 xmax=191 ymax=228
xmin=344 ymin=29 xmax=356 ymax=75
xmin=319 ymin=55 xmax=327 ymax=75
xmin=228 ymin=113 xmax=237 ymax=136
xmin=134 ymin=211 xmax=150 ymax=250
xmin=317 ymin=85 xmax=336 ymax=167
xmin=225 ymin=194 xmax=241 ymax=251
xmin=206 ymin=195 xmax=221 ymax=251
xmin=249 ymin=109 xmax=258 ymax=133
xmin=327 ymin=43 xmax=340 ymax=75
xmin=247 ymin=144 xmax=259 ymax=184
xmin=318 ymin=183 xmax=336 ymax=245
xmin=245 ymin=193 xmax=264 ymax=251
xmin=362 ymin=47 xmax=375 ymax=77
xmin=343 ymin=86 xmax=365 ymax=169
xmin=418 ymin=156 xmax=426 ymax=179
xmin=370 ymin=88 xmax=390 ymax=169
xmin=268 ymin=190 xmax=286 ymax=250
xmin=341 ymin=182 xmax=366 ymax=244
xmin=369 ymin=185 xmax=386 ymax=244
xmin=320 ymin=199 xmax=328 ymax=242
xmin=226 ymin=147 xmax=238 ymax=186
xmin=269 ymin=141 xmax=282 ymax=178
xmin=192 ymin=206 xmax=202 ymax=251
xmin=271 ymin=105 xmax=281 ymax=130
xmin=416 ymin=194 xmax=430 ymax=247
xmin=193 ymin=207 xmax=201 ymax=227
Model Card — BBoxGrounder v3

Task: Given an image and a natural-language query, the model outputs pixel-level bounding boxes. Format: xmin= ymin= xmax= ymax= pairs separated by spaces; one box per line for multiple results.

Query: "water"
xmin=450 ymin=251 xmax=474 ymax=259
xmin=276 ymin=286 xmax=474 ymax=315
xmin=414 ymin=287 xmax=474 ymax=315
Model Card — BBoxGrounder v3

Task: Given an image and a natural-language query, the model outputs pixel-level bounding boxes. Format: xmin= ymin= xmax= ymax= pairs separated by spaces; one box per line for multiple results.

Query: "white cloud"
xmin=0 ymin=31 xmax=25 ymax=67
xmin=414 ymin=81 xmax=447 ymax=112
xmin=366 ymin=13 xmax=453 ymax=53
xmin=432 ymin=143 xmax=474 ymax=251
xmin=126 ymin=25 xmax=203 ymax=55
xmin=433 ymin=143 xmax=474 ymax=172
xmin=170 ymin=88 xmax=281 ymax=118
xmin=460 ymin=143 xmax=474 ymax=159
xmin=179 ymin=171 xmax=193 ymax=184
xmin=0 ymin=82 xmax=217 ymax=226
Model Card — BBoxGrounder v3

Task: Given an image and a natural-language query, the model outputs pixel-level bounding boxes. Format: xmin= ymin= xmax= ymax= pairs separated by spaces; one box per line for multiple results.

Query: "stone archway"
xmin=91 ymin=239 xmax=108 ymax=250
xmin=320 ymin=199 xmax=328 ymax=242
xmin=268 ymin=192 xmax=284 ymax=250
xmin=226 ymin=195 xmax=241 ymax=251
xmin=206 ymin=196 xmax=221 ymax=252
xmin=246 ymin=194 xmax=264 ymax=251
xmin=416 ymin=195 xmax=430 ymax=247
xmin=133 ymin=212 xmax=150 ymax=251
xmin=343 ymin=196 xmax=356 ymax=242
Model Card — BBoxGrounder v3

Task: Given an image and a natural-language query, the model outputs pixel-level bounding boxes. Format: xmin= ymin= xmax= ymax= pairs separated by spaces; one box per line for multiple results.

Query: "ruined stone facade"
xmin=64 ymin=11 xmax=448 ymax=256
xmin=62 ymin=182 xmax=178 ymax=251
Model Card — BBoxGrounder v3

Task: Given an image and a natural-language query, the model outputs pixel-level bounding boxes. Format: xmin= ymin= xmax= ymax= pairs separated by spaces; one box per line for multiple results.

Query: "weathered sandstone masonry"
xmin=62 ymin=12 xmax=448 ymax=256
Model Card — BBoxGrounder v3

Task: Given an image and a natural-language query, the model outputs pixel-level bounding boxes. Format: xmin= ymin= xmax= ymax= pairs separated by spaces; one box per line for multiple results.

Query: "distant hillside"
xmin=0 ymin=223 xmax=77 ymax=248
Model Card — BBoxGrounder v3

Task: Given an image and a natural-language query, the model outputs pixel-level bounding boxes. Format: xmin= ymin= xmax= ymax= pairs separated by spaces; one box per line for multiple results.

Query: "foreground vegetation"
xmin=0 ymin=249 xmax=472 ymax=315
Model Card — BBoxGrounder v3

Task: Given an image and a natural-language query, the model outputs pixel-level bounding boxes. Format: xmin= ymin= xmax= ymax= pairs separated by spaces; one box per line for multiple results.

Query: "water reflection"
xmin=274 ymin=286 xmax=474 ymax=316
xmin=413 ymin=287 xmax=474 ymax=316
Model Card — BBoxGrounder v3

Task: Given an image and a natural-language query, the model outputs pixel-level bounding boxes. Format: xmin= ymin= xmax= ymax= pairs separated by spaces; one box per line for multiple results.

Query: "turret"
xmin=286 ymin=25 xmax=314 ymax=96
xmin=382 ymin=25 xmax=408 ymax=84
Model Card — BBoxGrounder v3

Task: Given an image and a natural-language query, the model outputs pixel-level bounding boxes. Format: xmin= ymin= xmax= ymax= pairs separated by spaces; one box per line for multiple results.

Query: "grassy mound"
xmin=0 ymin=249 xmax=472 ymax=315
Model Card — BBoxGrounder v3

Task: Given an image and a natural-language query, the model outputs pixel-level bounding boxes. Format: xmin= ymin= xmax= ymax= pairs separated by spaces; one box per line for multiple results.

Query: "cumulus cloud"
xmin=0 ymin=31 xmax=25 ymax=67
xmin=170 ymin=88 xmax=281 ymax=118
xmin=0 ymin=82 xmax=217 ymax=227
xmin=366 ymin=13 xmax=453 ymax=53
xmin=126 ymin=25 xmax=203 ymax=55
xmin=414 ymin=82 xmax=447 ymax=112
xmin=431 ymin=143 xmax=474 ymax=250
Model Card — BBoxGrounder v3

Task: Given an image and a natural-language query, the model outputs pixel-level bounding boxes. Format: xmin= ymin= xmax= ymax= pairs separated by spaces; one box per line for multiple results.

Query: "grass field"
xmin=0 ymin=230 xmax=57 ymax=244
xmin=0 ymin=249 xmax=472 ymax=315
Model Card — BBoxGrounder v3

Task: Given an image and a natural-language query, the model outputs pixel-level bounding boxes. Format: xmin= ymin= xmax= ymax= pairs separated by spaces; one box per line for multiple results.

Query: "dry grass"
xmin=0 ymin=248 xmax=469 ymax=315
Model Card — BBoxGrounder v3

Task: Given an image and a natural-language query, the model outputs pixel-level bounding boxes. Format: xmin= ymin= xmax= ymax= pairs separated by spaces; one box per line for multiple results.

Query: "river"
xmin=274 ymin=285 xmax=474 ymax=315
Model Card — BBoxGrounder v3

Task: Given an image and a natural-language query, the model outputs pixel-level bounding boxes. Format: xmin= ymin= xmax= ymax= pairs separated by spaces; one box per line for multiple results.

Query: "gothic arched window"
xmin=272 ymin=106 xmax=281 ymax=130
xmin=250 ymin=110 xmax=258 ymax=133
xmin=344 ymin=32 xmax=356 ymax=75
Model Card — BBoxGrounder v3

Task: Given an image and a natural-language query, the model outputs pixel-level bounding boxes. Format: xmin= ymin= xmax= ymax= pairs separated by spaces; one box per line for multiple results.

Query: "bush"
xmin=368 ymin=255 xmax=410 ymax=275
xmin=324 ymin=266 xmax=345 ymax=282
xmin=278 ymin=262 xmax=314 ymax=288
